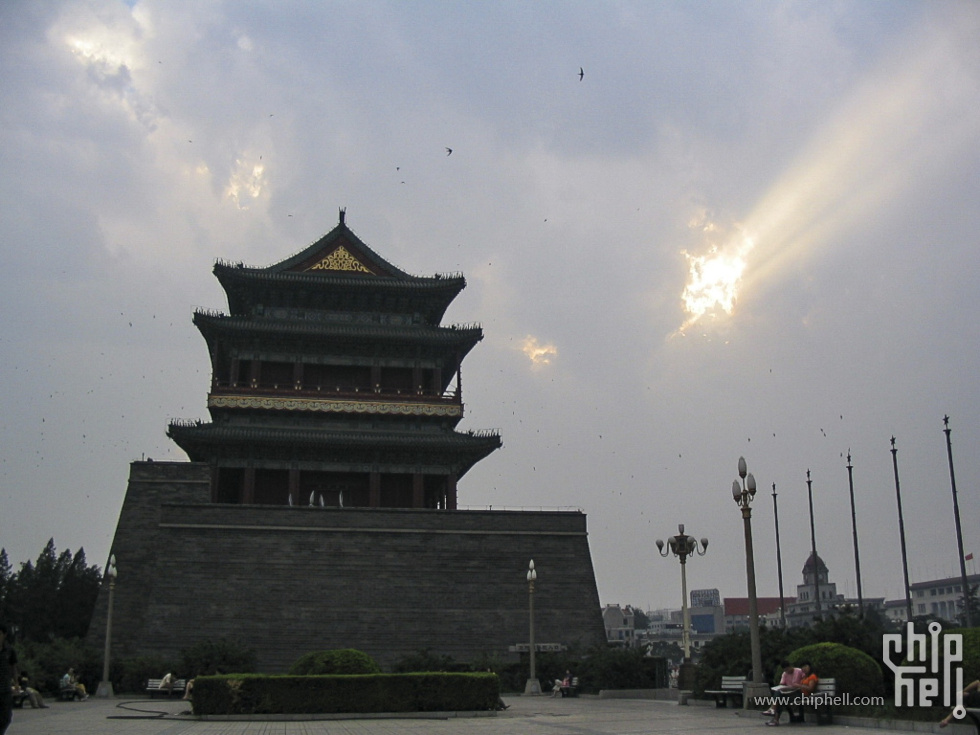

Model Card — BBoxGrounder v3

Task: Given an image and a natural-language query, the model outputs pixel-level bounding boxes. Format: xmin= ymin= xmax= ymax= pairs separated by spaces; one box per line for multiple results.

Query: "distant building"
xmin=902 ymin=573 xmax=980 ymax=624
xmin=883 ymin=598 xmax=910 ymax=625
xmin=603 ymin=604 xmax=637 ymax=647
xmin=691 ymin=588 xmax=721 ymax=608
xmin=724 ymin=597 xmax=794 ymax=630
xmin=638 ymin=607 xmax=716 ymax=661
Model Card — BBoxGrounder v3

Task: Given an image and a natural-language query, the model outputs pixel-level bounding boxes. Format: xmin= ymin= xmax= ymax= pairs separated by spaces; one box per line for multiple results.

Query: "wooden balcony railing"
xmin=209 ymin=380 xmax=461 ymax=405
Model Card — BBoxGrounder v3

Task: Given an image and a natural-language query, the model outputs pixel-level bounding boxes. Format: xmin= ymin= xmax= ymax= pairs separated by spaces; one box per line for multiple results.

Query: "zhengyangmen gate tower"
xmin=87 ymin=212 xmax=605 ymax=671
xmin=170 ymin=209 xmax=500 ymax=510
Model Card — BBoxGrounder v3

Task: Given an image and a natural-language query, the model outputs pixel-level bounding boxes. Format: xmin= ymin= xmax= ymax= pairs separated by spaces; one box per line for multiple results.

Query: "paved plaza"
xmin=5 ymin=695 xmax=965 ymax=735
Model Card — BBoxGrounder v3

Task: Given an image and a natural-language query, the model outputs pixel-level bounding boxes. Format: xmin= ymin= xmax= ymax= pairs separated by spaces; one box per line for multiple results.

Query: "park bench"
xmin=59 ymin=682 xmax=85 ymax=701
xmin=704 ymin=675 xmax=747 ymax=708
xmin=12 ymin=688 xmax=31 ymax=708
xmin=787 ymin=677 xmax=836 ymax=725
xmin=146 ymin=677 xmax=186 ymax=697
xmin=561 ymin=676 xmax=580 ymax=697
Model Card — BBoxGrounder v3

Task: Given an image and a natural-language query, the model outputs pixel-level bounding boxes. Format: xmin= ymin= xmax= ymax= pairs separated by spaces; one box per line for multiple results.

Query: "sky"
xmin=2 ymin=0 xmax=979 ymax=614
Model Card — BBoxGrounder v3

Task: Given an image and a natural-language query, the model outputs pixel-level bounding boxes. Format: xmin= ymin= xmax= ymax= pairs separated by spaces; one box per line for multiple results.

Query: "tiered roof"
xmin=213 ymin=213 xmax=466 ymax=323
xmin=168 ymin=211 xmax=501 ymax=484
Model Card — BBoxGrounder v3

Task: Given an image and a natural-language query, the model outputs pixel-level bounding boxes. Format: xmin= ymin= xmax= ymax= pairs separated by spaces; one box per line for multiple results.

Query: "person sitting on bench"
xmin=763 ymin=661 xmax=803 ymax=717
xmin=767 ymin=662 xmax=816 ymax=726
xmin=61 ymin=668 xmax=87 ymax=700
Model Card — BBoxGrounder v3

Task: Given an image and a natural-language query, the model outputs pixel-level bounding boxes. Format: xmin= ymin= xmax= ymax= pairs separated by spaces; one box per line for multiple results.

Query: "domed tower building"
xmin=786 ymin=551 xmax=846 ymax=626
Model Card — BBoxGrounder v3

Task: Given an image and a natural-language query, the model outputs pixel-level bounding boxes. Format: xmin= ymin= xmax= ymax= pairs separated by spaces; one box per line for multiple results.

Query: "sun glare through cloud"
xmin=679 ymin=220 xmax=755 ymax=333
xmin=226 ymin=158 xmax=268 ymax=209
xmin=520 ymin=336 xmax=558 ymax=367
xmin=676 ymin=10 xmax=979 ymax=335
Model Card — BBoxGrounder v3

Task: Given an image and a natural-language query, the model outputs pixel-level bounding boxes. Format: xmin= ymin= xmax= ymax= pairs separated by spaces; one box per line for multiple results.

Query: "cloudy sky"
xmin=2 ymin=1 xmax=979 ymax=614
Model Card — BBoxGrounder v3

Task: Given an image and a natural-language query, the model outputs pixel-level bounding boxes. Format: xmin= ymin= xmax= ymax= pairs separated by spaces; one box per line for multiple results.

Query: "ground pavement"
xmin=6 ymin=694 xmax=968 ymax=735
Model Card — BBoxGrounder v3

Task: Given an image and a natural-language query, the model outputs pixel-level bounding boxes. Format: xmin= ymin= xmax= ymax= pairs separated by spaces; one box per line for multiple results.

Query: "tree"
xmin=645 ymin=640 xmax=684 ymax=665
xmin=3 ymin=540 xmax=103 ymax=642
xmin=957 ymin=584 xmax=979 ymax=627
xmin=0 ymin=549 xmax=11 ymax=624
xmin=631 ymin=607 xmax=650 ymax=631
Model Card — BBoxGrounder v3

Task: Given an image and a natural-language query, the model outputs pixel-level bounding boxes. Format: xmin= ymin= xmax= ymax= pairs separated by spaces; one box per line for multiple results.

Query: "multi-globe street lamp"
xmin=656 ymin=524 xmax=707 ymax=661
xmin=732 ymin=457 xmax=765 ymax=698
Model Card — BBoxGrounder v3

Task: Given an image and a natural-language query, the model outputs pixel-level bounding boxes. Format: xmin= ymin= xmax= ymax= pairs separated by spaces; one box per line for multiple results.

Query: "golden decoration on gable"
xmin=307 ymin=246 xmax=373 ymax=273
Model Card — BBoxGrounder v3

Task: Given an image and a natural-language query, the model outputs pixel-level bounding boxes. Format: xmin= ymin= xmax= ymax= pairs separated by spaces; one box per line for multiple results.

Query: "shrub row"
xmin=788 ymin=642 xmax=884 ymax=698
xmin=192 ymin=672 xmax=500 ymax=715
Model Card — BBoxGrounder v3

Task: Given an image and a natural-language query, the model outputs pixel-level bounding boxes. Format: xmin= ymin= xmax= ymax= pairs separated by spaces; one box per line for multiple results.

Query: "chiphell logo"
xmin=883 ymin=622 xmax=964 ymax=719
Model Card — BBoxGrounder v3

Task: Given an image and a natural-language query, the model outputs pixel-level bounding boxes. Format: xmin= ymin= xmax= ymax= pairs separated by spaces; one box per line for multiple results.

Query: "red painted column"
xmin=413 ymin=474 xmax=425 ymax=508
xmin=369 ymin=472 xmax=381 ymax=507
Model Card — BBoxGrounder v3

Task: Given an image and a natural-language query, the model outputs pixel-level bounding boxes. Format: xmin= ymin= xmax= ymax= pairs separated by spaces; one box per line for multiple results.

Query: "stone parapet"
xmin=88 ymin=461 xmax=606 ymax=673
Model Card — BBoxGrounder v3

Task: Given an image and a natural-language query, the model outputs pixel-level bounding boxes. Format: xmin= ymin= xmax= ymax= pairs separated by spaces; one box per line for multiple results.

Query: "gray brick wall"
xmin=88 ymin=461 xmax=606 ymax=673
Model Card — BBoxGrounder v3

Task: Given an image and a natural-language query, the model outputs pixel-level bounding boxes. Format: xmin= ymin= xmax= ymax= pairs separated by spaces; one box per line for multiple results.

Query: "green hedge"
xmin=936 ymin=627 xmax=980 ymax=682
xmin=789 ymin=642 xmax=884 ymax=698
xmin=192 ymin=672 xmax=499 ymax=715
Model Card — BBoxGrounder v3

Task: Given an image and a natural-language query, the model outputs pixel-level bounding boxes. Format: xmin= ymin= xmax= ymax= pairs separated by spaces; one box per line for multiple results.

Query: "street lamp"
xmin=96 ymin=555 xmax=117 ymax=698
xmin=656 ymin=524 xmax=707 ymax=661
xmin=732 ymin=457 xmax=767 ymax=706
xmin=524 ymin=559 xmax=542 ymax=695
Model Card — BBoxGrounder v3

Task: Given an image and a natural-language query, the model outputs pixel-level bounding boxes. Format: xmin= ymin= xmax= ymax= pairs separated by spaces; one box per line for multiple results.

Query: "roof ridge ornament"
xmin=307 ymin=245 xmax=373 ymax=273
xmin=339 ymin=207 xmax=346 ymax=225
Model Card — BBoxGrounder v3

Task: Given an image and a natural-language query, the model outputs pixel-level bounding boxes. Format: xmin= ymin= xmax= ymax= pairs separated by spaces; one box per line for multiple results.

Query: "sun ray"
xmin=677 ymin=8 xmax=979 ymax=333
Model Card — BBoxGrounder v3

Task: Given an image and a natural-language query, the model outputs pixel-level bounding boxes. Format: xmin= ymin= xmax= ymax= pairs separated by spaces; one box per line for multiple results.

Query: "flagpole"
xmin=943 ymin=416 xmax=972 ymax=628
xmin=891 ymin=437 xmax=913 ymax=623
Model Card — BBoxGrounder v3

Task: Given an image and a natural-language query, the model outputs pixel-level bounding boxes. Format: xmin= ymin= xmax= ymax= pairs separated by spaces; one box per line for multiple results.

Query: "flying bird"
xmin=578 ymin=67 xmax=584 ymax=81
xmin=445 ymin=147 xmax=453 ymax=156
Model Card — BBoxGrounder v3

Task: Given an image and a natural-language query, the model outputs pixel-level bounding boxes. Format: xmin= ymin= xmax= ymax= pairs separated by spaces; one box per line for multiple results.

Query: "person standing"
xmin=1 ymin=624 xmax=19 ymax=735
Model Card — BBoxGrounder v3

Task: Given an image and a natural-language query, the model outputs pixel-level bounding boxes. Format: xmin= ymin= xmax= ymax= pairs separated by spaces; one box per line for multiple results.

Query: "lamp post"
xmin=732 ymin=456 xmax=766 ymax=707
xmin=524 ymin=559 xmax=542 ymax=695
xmin=96 ymin=555 xmax=117 ymax=698
xmin=656 ymin=524 xmax=708 ymax=661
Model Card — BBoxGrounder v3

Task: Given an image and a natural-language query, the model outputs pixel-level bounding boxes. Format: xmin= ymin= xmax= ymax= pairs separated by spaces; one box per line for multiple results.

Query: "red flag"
xmin=966 ymin=553 xmax=974 ymax=561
